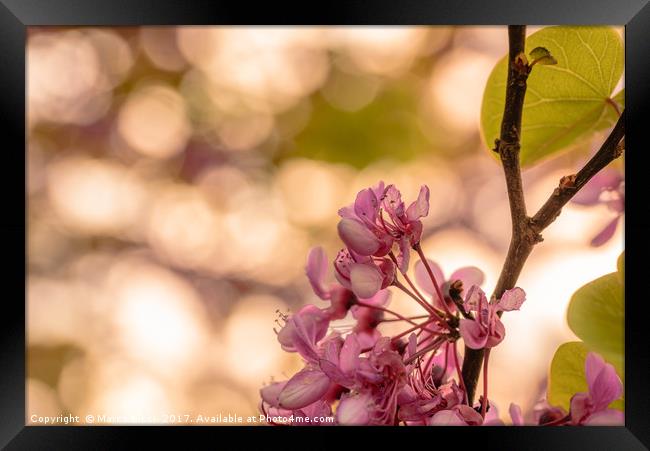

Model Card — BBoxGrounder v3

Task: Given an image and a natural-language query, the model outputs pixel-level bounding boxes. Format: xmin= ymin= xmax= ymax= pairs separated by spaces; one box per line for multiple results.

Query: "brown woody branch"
xmin=462 ymin=25 xmax=530 ymax=404
xmin=460 ymin=25 xmax=625 ymax=405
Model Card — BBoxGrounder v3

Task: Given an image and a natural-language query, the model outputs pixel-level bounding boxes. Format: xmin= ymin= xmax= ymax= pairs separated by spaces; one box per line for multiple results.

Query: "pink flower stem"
xmin=391 ymin=317 xmax=440 ymax=342
xmin=380 ymin=314 xmax=430 ymax=323
xmin=414 ymin=242 xmax=453 ymax=317
xmin=404 ymin=336 xmax=446 ymax=364
xmin=388 ymin=251 xmax=440 ymax=314
xmin=423 ymin=348 xmax=436 ymax=374
xmin=481 ymin=348 xmax=491 ymax=418
xmin=392 ymin=278 xmax=433 ymax=312
xmin=453 ymin=340 xmax=469 ymax=405
xmin=392 ymin=279 xmax=451 ymax=330
xmin=355 ymin=301 xmax=436 ymax=330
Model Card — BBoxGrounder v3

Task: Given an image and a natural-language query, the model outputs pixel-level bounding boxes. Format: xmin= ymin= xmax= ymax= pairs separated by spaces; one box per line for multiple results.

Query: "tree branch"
xmin=531 ymin=112 xmax=625 ymax=231
xmin=462 ymin=25 xmax=530 ymax=404
xmin=460 ymin=26 xmax=626 ymax=406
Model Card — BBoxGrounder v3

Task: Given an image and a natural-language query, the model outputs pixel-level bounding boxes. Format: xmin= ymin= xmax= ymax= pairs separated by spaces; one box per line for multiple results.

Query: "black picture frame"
xmin=3 ymin=0 xmax=649 ymax=449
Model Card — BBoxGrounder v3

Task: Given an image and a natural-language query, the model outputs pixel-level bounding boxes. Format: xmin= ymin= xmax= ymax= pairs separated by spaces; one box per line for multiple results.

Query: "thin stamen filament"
xmin=391 ymin=317 xmax=439 ymax=342
xmin=404 ymin=336 xmax=446 ymax=364
xmin=453 ymin=341 xmax=469 ymax=405
xmin=380 ymin=314 xmax=430 ymax=323
xmin=415 ymin=242 xmax=453 ymax=316
xmin=355 ymin=300 xmax=428 ymax=329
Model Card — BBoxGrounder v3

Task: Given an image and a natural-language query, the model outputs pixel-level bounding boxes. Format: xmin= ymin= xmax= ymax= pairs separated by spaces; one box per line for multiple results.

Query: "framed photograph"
xmin=3 ymin=0 xmax=649 ymax=448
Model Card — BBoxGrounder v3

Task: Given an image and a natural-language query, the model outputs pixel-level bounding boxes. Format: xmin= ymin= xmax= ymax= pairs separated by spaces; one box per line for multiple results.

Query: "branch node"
xmin=525 ymin=219 xmax=544 ymax=244
xmin=553 ymin=174 xmax=577 ymax=197
xmin=492 ymin=138 xmax=501 ymax=153
xmin=615 ymin=138 xmax=625 ymax=158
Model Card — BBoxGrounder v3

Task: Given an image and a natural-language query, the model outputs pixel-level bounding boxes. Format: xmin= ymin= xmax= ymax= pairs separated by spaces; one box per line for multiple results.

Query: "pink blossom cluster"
xmin=259 ymin=181 xmax=623 ymax=426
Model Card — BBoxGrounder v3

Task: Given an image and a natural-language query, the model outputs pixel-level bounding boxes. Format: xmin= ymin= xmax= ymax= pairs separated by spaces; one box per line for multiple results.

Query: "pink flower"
xmin=337 ymin=182 xmax=430 ymax=272
xmin=319 ymin=334 xmax=362 ymax=389
xmin=428 ymin=404 xmax=484 ymax=426
xmin=260 ymin=377 xmax=334 ymax=423
xmin=458 ymin=286 xmax=526 ymax=350
xmin=305 ymin=247 xmax=356 ymax=320
xmin=509 ymin=403 xmax=524 ymax=425
xmin=276 ymin=304 xmax=330 ymax=363
xmin=380 ymin=184 xmax=430 ymax=272
xmin=334 ymin=248 xmax=395 ymax=299
xmin=571 ymin=168 xmax=624 ymax=247
xmin=337 ymin=181 xmax=394 ymax=257
xmin=336 ymin=338 xmax=408 ymax=425
xmin=569 ymin=352 xmax=624 ymax=425
xmin=533 ymin=398 xmax=567 ymax=425
xmin=397 ymin=378 xmax=464 ymax=422
xmin=266 ymin=331 xmax=359 ymax=412
xmin=414 ymin=258 xmax=485 ymax=313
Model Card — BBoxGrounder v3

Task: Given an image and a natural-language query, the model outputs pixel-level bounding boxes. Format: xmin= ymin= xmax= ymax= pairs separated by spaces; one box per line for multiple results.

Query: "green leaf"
xmin=567 ymin=272 xmax=624 ymax=379
xmin=548 ymin=341 xmax=590 ymax=411
xmin=548 ymin=342 xmax=623 ymax=412
xmin=530 ymin=46 xmax=557 ymax=65
xmin=567 ymin=273 xmax=623 ymax=357
xmin=617 ymin=251 xmax=624 ymax=283
xmin=481 ymin=26 xmax=623 ymax=166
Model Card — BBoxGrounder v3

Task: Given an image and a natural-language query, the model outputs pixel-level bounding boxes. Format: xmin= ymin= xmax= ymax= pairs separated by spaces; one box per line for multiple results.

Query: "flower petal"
xmin=414 ymin=259 xmax=445 ymax=297
xmin=486 ymin=317 xmax=506 ymax=348
xmin=496 ymin=287 xmax=526 ymax=311
xmin=406 ymin=185 xmax=430 ymax=221
xmin=277 ymin=305 xmax=329 ymax=361
xmin=319 ymin=359 xmax=353 ymax=388
xmin=336 ymin=392 xmax=372 ymax=425
xmin=278 ymin=369 xmax=331 ymax=410
xmin=456 ymin=404 xmax=484 ymax=425
xmin=382 ymin=185 xmax=405 ymax=217
xmin=337 ymin=218 xmax=380 ymax=256
xmin=459 ymin=318 xmax=488 ymax=350
xmin=583 ymin=409 xmax=624 ymax=426
xmin=305 ymin=247 xmax=331 ymax=300
xmin=339 ymin=334 xmax=361 ymax=374
xmin=397 ymin=237 xmax=411 ymax=273
xmin=354 ymin=188 xmax=379 ymax=223
xmin=588 ymin=354 xmax=623 ymax=411
xmin=464 ymin=285 xmax=487 ymax=312
xmin=350 ymin=263 xmax=383 ymax=299
xmin=590 ymin=217 xmax=619 ymax=247
xmin=428 ymin=409 xmax=467 ymax=426
xmin=260 ymin=380 xmax=288 ymax=407
xmin=585 ymin=352 xmax=605 ymax=391
xmin=509 ymin=403 xmax=524 ymax=426
xmin=297 ymin=400 xmax=332 ymax=423
xmin=357 ymin=288 xmax=391 ymax=307
xmin=449 ymin=267 xmax=485 ymax=290
xmin=569 ymin=392 xmax=592 ymax=424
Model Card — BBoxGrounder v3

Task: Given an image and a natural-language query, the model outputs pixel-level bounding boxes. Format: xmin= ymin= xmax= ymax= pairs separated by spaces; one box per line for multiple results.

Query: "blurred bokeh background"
xmin=26 ymin=26 xmax=624 ymax=424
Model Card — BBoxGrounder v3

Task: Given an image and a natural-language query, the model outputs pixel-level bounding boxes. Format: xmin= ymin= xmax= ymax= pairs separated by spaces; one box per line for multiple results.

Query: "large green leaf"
xmin=548 ymin=342 xmax=623 ymax=411
xmin=567 ymin=272 xmax=623 ymax=361
xmin=548 ymin=341 xmax=590 ymax=411
xmin=481 ymin=26 xmax=623 ymax=167
xmin=567 ymin=271 xmax=624 ymax=383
